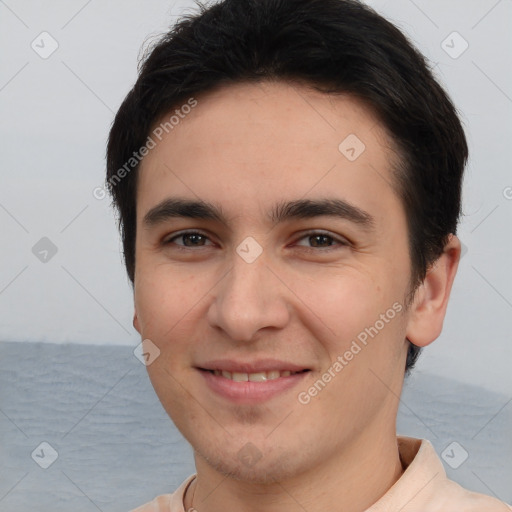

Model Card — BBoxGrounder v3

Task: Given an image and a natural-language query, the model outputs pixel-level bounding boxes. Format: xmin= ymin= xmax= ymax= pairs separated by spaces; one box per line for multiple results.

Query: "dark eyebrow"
xmin=142 ymin=197 xmax=374 ymax=230
xmin=143 ymin=198 xmax=228 ymax=227
xmin=270 ymin=198 xmax=374 ymax=229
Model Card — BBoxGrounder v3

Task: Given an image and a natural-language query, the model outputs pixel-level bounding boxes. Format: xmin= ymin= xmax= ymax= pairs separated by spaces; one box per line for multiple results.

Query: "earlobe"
xmin=133 ymin=309 xmax=141 ymax=334
xmin=405 ymin=234 xmax=461 ymax=348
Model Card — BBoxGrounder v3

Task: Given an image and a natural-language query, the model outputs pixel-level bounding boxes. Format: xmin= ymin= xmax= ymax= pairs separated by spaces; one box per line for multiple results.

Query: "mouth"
xmin=196 ymin=364 xmax=311 ymax=404
xmin=199 ymin=368 xmax=310 ymax=382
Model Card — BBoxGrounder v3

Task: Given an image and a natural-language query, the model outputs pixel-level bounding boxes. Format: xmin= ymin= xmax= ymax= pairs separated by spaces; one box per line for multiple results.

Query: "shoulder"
xmin=434 ymin=475 xmax=511 ymax=511
xmin=436 ymin=481 xmax=511 ymax=511
xmin=392 ymin=437 xmax=511 ymax=512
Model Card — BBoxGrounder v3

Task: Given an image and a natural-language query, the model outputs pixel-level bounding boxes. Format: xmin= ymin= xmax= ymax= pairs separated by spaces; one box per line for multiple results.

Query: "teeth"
xmin=212 ymin=369 xmax=299 ymax=381
xmin=249 ymin=372 xmax=267 ymax=382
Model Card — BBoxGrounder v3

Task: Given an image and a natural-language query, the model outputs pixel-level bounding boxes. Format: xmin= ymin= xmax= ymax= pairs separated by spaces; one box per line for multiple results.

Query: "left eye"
xmin=294 ymin=231 xmax=348 ymax=250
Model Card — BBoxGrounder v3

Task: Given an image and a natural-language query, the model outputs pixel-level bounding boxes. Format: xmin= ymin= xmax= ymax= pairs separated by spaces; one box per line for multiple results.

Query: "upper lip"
xmin=197 ymin=359 xmax=310 ymax=373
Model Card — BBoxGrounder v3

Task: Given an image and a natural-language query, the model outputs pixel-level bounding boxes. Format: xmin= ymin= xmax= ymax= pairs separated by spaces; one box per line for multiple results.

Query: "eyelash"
xmin=162 ymin=230 xmax=349 ymax=252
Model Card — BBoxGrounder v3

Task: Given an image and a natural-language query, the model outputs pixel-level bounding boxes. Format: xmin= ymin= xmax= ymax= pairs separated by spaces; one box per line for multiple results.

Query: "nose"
xmin=206 ymin=248 xmax=291 ymax=342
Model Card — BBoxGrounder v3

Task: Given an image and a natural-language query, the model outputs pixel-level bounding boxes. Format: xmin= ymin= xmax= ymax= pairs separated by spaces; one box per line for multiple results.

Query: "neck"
xmin=184 ymin=429 xmax=404 ymax=512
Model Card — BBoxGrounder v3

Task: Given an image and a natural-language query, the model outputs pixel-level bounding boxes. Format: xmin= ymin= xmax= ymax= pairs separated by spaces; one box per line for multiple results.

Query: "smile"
xmin=208 ymin=369 xmax=307 ymax=382
xmin=197 ymin=366 xmax=311 ymax=404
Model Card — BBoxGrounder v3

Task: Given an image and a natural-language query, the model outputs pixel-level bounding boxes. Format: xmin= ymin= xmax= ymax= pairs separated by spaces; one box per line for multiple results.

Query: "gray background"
xmin=1 ymin=0 xmax=511 ymax=510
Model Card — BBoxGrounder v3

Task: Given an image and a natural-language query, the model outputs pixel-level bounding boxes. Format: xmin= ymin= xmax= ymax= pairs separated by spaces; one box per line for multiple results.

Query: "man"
xmin=106 ymin=0 xmax=511 ymax=510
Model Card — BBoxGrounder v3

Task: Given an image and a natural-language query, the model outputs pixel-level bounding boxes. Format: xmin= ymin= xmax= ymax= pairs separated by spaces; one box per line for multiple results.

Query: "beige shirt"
xmin=131 ymin=436 xmax=511 ymax=512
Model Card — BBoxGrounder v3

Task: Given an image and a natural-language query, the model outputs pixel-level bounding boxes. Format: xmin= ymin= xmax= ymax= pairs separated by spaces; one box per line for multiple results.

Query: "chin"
xmin=195 ymin=442 xmax=310 ymax=484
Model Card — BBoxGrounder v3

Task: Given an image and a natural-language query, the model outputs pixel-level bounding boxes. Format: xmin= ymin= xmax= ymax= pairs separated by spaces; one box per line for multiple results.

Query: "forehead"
xmin=136 ymin=80 xmax=401 ymax=225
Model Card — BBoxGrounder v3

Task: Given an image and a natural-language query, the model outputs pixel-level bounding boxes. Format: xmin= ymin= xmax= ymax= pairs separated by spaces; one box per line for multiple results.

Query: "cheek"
xmin=293 ymin=263 xmax=406 ymax=367
xmin=301 ymin=270 xmax=406 ymax=416
xmin=134 ymin=262 xmax=202 ymax=344
xmin=295 ymin=266 xmax=386 ymax=335
xmin=134 ymin=266 xmax=205 ymax=410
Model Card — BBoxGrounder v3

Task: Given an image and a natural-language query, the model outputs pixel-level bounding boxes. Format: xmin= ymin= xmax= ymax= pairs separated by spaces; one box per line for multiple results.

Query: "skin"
xmin=132 ymin=80 xmax=460 ymax=512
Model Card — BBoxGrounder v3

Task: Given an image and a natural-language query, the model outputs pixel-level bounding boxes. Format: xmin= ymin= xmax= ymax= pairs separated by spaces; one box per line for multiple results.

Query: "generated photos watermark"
xmin=297 ymin=301 xmax=403 ymax=405
xmin=93 ymin=97 xmax=198 ymax=200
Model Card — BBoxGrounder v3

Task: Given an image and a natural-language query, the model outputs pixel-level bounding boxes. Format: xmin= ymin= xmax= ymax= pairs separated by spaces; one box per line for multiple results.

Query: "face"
xmin=133 ymin=81 xmax=414 ymax=482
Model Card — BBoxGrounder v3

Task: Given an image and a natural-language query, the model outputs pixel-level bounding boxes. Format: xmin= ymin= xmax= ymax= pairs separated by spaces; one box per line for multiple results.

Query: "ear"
xmin=133 ymin=307 xmax=141 ymax=334
xmin=405 ymin=234 xmax=461 ymax=347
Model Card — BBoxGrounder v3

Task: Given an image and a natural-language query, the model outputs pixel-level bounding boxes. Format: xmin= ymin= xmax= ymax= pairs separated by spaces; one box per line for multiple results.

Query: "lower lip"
xmin=198 ymin=369 xmax=310 ymax=404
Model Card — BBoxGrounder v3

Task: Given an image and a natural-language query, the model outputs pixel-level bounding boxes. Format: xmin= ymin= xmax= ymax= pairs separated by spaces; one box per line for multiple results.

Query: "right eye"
xmin=163 ymin=230 xmax=215 ymax=249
